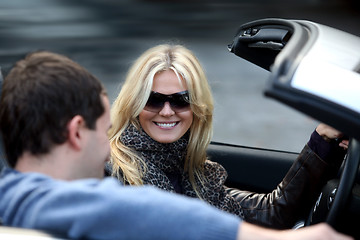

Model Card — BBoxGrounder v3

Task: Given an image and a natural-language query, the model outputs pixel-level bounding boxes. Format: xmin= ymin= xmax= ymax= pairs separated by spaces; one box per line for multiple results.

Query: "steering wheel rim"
xmin=305 ymin=138 xmax=360 ymax=228
xmin=325 ymin=138 xmax=360 ymax=227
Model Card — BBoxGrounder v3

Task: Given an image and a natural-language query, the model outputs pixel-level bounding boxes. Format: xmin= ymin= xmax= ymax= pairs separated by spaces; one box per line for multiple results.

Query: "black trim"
xmin=210 ymin=141 xmax=298 ymax=155
xmin=228 ymin=18 xmax=310 ymax=72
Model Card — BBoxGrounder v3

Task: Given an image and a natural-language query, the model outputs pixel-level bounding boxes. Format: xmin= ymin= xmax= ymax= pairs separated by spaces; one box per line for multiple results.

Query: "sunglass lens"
xmin=170 ymin=92 xmax=190 ymax=111
xmin=144 ymin=93 xmax=164 ymax=112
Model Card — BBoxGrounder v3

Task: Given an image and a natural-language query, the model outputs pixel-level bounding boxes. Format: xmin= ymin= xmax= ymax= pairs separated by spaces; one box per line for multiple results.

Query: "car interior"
xmin=1 ymin=18 xmax=360 ymax=239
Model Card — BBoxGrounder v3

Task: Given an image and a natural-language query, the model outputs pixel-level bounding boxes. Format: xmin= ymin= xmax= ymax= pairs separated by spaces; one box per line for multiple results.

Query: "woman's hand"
xmin=316 ymin=123 xmax=349 ymax=149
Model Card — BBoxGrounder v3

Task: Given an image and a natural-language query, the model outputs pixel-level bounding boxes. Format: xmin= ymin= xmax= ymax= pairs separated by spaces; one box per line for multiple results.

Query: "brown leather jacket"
xmin=226 ymin=144 xmax=343 ymax=229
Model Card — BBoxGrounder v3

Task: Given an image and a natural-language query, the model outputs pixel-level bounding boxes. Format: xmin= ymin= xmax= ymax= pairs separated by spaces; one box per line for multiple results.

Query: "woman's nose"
xmin=158 ymin=102 xmax=175 ymax=116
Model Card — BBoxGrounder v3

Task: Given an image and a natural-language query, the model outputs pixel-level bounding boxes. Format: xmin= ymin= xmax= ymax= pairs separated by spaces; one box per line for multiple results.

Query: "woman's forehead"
xmin=152 ymin=69 xmax=187 ymax=93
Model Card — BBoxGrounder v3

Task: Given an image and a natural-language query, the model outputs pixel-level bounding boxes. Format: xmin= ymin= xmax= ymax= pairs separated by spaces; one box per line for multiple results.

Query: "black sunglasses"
xmin=144 ymin=90 xmax=190 ymax=113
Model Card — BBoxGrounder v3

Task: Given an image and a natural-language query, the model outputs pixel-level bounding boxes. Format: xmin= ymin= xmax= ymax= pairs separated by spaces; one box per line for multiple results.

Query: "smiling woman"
xmin=108 ymin=44 xmax=214 ymax=193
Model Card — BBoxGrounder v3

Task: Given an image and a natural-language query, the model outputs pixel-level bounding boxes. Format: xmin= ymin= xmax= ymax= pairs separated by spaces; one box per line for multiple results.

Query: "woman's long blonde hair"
xmin=108 ymin=44 xmax=214 ymax=197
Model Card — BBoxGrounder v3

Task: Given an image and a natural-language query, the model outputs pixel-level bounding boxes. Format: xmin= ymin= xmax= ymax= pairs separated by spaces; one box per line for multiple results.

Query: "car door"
xmin=207 ymin=141 xmax=297 ymax=193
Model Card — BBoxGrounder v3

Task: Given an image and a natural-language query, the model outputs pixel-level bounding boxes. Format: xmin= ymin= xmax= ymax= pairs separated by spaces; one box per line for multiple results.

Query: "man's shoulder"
xmin=1 ymin=168 xmax=52 ymax=186
xmin=0 ymin=168 xmax=120 ymax=195
xmin=0 ymin=168 xmax=56 ymax=200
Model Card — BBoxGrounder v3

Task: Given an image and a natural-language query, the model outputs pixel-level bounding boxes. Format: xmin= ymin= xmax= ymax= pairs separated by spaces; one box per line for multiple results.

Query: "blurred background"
xmin=0 ymin=0 xmax=359 ymax=152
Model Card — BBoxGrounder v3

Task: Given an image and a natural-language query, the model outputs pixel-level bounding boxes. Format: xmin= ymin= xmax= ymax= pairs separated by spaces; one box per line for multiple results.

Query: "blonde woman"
xmin=108 ymin=44 xmax=348 ymax=229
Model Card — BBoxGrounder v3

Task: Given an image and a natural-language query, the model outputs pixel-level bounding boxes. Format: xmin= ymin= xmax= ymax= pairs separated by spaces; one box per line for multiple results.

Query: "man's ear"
xmin=67 ymin=115 xmax=87 ymax=150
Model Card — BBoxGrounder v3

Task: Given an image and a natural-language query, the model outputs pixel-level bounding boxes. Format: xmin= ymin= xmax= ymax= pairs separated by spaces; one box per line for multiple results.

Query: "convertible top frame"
xmin=228 ymin=18 xmax=360 ymax=141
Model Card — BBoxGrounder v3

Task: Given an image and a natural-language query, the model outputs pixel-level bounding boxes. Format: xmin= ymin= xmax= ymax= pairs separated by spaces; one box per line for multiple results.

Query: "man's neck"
xmin=15 ymin=151 xmax=73 ymax=180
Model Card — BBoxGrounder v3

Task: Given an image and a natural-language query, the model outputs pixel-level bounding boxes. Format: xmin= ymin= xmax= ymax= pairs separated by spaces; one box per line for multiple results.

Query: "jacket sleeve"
xmin=226 ymin=143 xmax=344 ymax=229
xmin=2 ymin=173 xmax=240 ymax=240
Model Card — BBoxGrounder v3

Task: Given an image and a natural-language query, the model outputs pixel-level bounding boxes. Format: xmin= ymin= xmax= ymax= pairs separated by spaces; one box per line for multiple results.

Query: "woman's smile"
xmin=154 ymin=121 xmax=178 ymax=129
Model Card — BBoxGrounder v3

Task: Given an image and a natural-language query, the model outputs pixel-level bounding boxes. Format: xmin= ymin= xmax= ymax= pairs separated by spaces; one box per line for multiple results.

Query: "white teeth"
xmin=156 ymin=122 xmax=176 ymax=128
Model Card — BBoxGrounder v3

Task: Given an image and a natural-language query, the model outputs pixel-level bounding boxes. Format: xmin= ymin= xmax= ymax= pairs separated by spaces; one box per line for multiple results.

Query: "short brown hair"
xmin=0 ymin=51 xmax=105 ymax=167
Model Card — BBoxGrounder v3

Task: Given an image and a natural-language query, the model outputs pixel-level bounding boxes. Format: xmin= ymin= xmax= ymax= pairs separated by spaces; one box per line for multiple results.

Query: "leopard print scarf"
xmin=120 ymin=124 xmax=244 ymax=217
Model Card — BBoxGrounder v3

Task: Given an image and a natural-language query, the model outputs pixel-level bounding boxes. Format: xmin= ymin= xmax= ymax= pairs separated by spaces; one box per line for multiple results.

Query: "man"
xmin=0 ymin=51 xmax=352 ymax=240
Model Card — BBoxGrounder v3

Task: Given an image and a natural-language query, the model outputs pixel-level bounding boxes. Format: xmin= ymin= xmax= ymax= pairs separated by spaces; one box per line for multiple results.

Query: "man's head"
xmin=0 ymin=51 xmax=111 ymax=179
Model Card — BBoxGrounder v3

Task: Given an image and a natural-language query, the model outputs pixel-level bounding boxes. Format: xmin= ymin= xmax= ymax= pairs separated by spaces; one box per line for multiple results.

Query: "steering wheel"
xmin=306 ymin=138 xmax=360 ymax=227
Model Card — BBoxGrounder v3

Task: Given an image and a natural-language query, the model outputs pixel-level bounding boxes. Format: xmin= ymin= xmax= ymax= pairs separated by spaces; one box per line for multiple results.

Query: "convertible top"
xmin=228 ymin=18 xmax=360 ymax=141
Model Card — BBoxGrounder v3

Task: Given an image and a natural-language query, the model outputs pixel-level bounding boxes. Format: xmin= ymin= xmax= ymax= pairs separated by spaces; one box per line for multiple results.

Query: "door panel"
xmin=207 ymin=142 xmax=298 ymax=193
